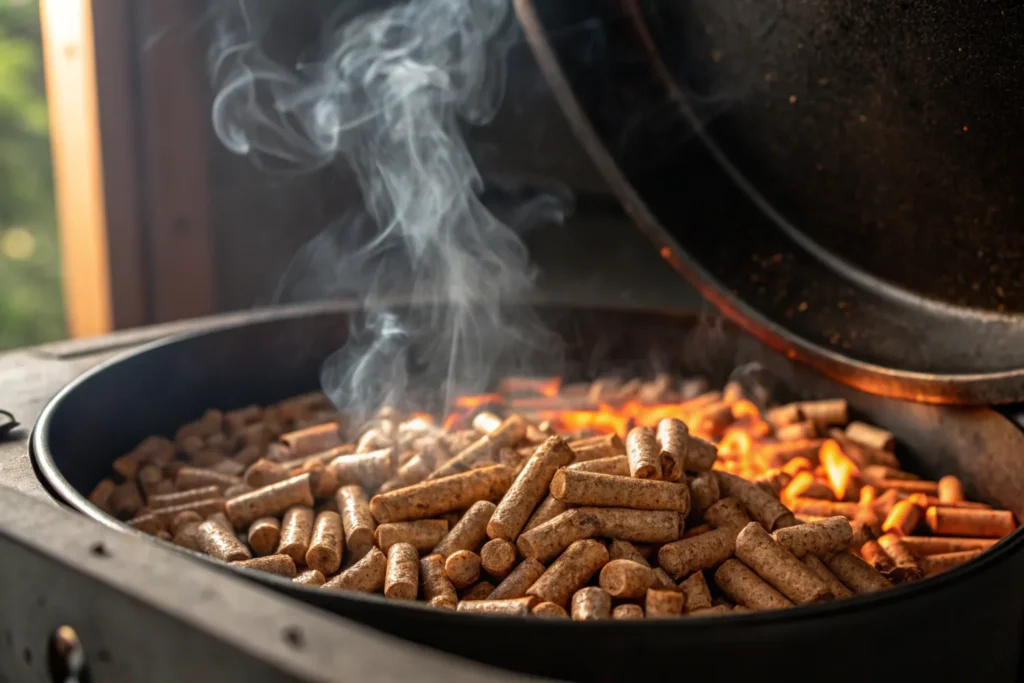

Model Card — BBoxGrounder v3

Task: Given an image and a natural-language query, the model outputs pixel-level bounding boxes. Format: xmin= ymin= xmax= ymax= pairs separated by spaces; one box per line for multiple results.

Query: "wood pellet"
xmin=91 ymin=375 xmax=1017 ymax=619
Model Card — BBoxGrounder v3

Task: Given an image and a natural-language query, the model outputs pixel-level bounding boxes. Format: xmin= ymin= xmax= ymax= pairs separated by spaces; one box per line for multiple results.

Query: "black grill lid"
xmin=515 ymin=0 xmax=1024 ymax=405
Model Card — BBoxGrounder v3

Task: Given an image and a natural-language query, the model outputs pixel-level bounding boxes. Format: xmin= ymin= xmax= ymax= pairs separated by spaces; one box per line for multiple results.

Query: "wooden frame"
xmin=40 ymin=0 xmax=217 ymax=337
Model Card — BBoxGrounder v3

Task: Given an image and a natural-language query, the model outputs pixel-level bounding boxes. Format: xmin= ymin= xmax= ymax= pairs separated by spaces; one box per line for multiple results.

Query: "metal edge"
xmin=512 ymin=0 xmax=1024 ymax=405
xmin=29 ymin=298 xmax=1024 ymax=630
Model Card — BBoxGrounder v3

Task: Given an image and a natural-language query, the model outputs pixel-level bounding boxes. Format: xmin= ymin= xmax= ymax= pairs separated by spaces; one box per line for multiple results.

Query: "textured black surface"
xmin=518 ymin=0 xmax=1024 ymax=403
xmin=31 ymin=303 xmax=1024 ymax=683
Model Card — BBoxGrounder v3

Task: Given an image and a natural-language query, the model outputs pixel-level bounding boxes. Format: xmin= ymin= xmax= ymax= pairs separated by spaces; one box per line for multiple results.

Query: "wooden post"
xmin=40 ymin=0 xmax=217 ymax=336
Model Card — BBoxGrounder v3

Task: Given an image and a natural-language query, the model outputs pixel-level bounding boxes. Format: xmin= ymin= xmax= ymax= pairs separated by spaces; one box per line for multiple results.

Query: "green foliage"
xmin=0 ymin=0 xmax=65 ymax=349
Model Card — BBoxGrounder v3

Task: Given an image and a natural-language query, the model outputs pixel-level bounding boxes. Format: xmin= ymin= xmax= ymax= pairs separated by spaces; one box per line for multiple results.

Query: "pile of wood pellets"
xmin=87 ymin=375 xmax=1018 ymax=619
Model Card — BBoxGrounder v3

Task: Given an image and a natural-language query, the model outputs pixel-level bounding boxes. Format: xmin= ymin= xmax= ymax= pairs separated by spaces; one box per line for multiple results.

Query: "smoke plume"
xmin=209 ymin=0 xmax=567 ymax=416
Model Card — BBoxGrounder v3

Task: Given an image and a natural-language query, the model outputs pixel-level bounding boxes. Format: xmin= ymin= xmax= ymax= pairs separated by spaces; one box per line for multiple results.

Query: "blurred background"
xmin=0 ymin=0 xmax=687 ymax=352
xmin=0 ymin=0 xmax=64 ymax=349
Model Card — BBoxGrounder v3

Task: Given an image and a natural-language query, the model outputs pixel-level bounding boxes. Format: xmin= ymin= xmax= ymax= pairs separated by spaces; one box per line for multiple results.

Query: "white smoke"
xmin=209 ymin=0 xmax=567 ymax=416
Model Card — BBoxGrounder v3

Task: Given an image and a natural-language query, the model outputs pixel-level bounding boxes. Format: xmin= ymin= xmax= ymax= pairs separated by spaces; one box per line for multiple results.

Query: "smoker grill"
xmin=29 ymin=302 xmax=1024 ymax=683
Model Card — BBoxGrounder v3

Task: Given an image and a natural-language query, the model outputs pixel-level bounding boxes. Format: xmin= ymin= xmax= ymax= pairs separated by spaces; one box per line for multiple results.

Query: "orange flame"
xmin=820 ymin=439 xmax=859 ymax=501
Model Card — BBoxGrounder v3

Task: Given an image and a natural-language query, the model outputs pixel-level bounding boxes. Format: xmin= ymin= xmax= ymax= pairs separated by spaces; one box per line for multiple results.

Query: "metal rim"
xmin=29 ymin=299 xmax=1024 ymax=630
xmin=512 ymin=0 xmax=1024 ymax=405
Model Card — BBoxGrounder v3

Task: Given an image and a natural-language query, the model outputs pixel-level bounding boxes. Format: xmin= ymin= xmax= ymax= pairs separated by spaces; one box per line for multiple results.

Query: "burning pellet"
xmin=196 ymin=520 xmax=251 ymax=562
xmin=294 ymin=569 xmax=326 ymax=586
xmin=735 ymin=522 xmax=831 ymax=604
xmin=765 ymin=404 xmax=803 ymax=428
xmin=336 ymin=485 xmax=375 ymax=559
xmin=599 ymin=559 xmax=655 ymax=599
xmin=516 ymin=509 xmax=600 ymax=563
xmin=488 ymin=558 xmax=546 ymax=600
xmin=758 ymin=440 xmax=825 ymax=469
xmin=375 ymin=519 xmax=449 ymax=554
xmin=244 ymin=459 xmax=290 ymax=489
xmin=775 ymin=421 xmax=817 ymax=442
xmin=825 ymin=551 xmax=891 ymax=593
xmin=801 ymin=554 xmax=853 ymax=598
xmin=170 ymin=510 xmax=203 ymax=535
xmin=797 ymin=399 xmax=847 ymax=429
xmin=612 ymin=604 xmax=644 ymax=620
xmin=704 ymin=497 xmax=752 ymax=532
xmin=860 ymin=540 xmax=896 ymax=575
xmin=277 ymin=506 xmax=314 ymax=564
xmin=225 ymin=473 xmax=314 ymax=529
xmin=871 ymin=489 xmax=903 ymax=518
xmin=109 ymin=481 xmax=144 ymax=519
xmin=572 ymin=587 xmax=611 ymax=620
xmin=876 ymin=533 xmax=923 ymax=582
xmin=862 ymin=466 xmax=916 ymax=484
xmin=527 ymin=539 xmax=609 ymax=607
xmin=882 ymin=500 xmax=923 ymax=536
xmin=472 ymin=411 xmax=503 ymax=435
xmin=444 ymin=550 xmax=482 ymax=589
xmin=383 ymin=543 xmax=419 ymax=601
xmin=688 ymin=471 xmax=721 ymax=519
xmin=716 ymin=472 xmax=791 ymax=531
xmin=655 ymin=418 xmax=689 ymax=482
xmin=232 ymin=554 xmax=297 ymax=578
xmin=872 ymin=480 xmax=938 ymax=498
xmin=305 ymin=511 xmax=343 ymax=574
xmin=247 ymin=517 xmax=281 ymax=556
xmin=176 ymin=467 xmax=241 ymax=493
xmin=280 ymin=423 xmax=342 ymax=458
xmin=432 ymin=500 xmax=495 ymax=557
xmin=829 ymin=431 xmax=900 ymax=469
xmin=457 ymin=597 xmax=534 ymax=616
xmin=462 ymin=581 xmax=496 ymax=602
xmin=937 ymin=475 xmax=964 ymax=503
xmin=899 ymin=536 xmax=998 ymax=556
xmin=772 ymin=516 xmax=853 ymax=558
xmin=567 ymin=455 xmax=631 ymax=476
xmin=679 ymin=571 xmax=713 ymax=612
xmin=421 ymin=554 xmax=459 ymax=609
xmin=917 ymin=550 xmax=983 ymax=577
xmin=645 ymin=589 xmax=684 ymax=618
xmin=845 ymin=422 xmax=895 ymax=452
xmin=780 ymin=471 xmax=830 ymax=503
xmin=715 ymin=559 xmax=793 ymax=610
xmin=480 ymin=538 xmax=519 ymax=580
xmin=534 ymin=602 xmax=570 ymax=618
xmin=522 ymin=496 xmax=568 ymax=534
xmin=788 ymin=499 xmax=860 ymax=518
xmin=658 ymin=528 xmax=735 ymax=579
xmin=369 ymin=465 xmax=513 ymax=524
xmin=323 ymin=546 xmax=387 ymax=593
xmin=626 ymin=427 xmax=661 ymax=479
xmin=487 ymin=437 xmax=575 ymax=542
xmin=925 ymin=507 xmax=1015 ymax=538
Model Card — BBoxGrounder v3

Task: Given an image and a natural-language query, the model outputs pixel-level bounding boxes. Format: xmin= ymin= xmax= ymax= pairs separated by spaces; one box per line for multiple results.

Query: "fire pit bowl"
xmin=31 ymin=302 xmax=1024 ymax=683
